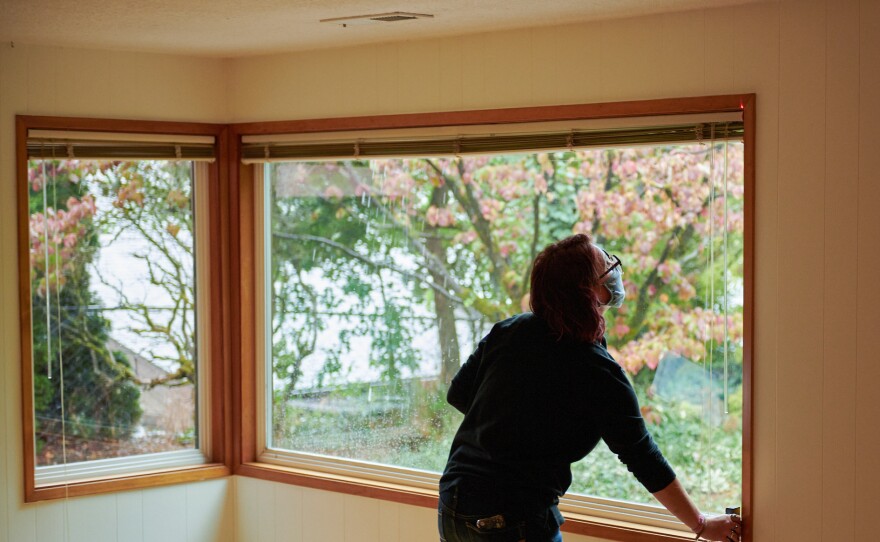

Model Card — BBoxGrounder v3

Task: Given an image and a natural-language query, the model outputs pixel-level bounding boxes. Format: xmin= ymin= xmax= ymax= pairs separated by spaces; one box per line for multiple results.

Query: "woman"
xmin=438 ymin=234 xmax=742 ymax=542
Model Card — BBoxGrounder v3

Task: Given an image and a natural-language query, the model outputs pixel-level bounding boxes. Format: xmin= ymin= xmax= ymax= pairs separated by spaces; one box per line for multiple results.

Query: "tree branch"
xmin=590 ymin=150 xmax=616 ymax=246
xmin=425 ymin=159 xmax=507 ymax=300
xmin=329 ymin=163 xmax=480 ymax=316
xmin=273 ymin=231 xmax=467 ymax=306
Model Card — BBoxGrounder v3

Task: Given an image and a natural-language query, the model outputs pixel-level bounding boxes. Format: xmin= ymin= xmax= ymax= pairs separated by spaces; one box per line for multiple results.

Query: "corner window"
xmin=246 ymin=114 xmax=748 ymax=535
xmin=19 ymin=119 xmax=228 ymax=500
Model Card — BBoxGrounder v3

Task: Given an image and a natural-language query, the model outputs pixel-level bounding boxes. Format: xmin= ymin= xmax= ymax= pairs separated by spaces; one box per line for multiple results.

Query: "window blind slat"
xmin=242 ymin=121 xmax=743 ymax=162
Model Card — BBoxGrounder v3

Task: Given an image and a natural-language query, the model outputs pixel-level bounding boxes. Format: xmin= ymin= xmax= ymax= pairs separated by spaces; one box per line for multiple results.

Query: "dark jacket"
xmin=439 ymin=313 xmax=675 ymax=514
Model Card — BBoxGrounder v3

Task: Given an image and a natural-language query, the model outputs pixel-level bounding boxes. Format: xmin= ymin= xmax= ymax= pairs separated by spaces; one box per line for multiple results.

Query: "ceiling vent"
xmin=371 ymin=14 xmax=420 ymax=22
xmin=320 ymin=12 xmax=434 ymax=27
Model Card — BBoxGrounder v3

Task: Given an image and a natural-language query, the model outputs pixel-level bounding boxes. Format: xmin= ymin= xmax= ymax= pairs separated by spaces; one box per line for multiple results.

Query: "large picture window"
xmin=18 ymin=118 xmax=229 ymax=501
xmin=247 ymin=110 xmax=748 ymax=535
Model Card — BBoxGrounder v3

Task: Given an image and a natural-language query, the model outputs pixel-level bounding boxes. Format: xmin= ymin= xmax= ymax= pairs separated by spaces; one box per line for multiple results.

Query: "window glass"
xmin=29 ymin=159 xmax=199 ymax=467
xmin=265 ymin=142 xmax=743 ymax=511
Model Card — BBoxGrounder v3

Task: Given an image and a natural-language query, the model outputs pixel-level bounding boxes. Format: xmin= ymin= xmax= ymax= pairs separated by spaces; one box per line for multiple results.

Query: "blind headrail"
xmin=27 ymin=130 xmax=216 ymax=161
xmin=242 ymin=121 xmax=743 ymax=163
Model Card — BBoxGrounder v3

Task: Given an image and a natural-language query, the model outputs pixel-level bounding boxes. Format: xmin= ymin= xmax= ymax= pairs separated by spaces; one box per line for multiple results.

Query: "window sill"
xmin=562 ymin=513 xmax=694 ymax=542
xmin=237 ymin=461 xmax=696 ymax=542
xmin=35 ymin=448 xmax=209 ymax=485
xmin=27 ymin=463 xmax=230 ymax=503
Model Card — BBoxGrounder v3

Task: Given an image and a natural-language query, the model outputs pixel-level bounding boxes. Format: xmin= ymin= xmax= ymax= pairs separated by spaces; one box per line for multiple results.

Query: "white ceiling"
xmin=0 ymin=0 xmax=759 ymax=58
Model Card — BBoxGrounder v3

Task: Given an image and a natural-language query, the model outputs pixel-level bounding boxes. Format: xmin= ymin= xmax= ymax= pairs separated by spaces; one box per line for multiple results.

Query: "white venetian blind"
xmin=27 ymin=130 xmax=216 ymax=161
xmin=241 ymin=113 xmax=743 ymax=162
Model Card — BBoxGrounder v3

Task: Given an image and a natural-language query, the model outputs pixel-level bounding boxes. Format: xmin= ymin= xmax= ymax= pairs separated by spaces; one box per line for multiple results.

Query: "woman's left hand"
xmin=699 ymin=513 xmax=743 ymax=541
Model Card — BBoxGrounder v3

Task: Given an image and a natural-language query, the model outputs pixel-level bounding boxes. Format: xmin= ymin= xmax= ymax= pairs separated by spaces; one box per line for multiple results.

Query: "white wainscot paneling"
xmin=143 ymin=485 xmax=188 ymax=542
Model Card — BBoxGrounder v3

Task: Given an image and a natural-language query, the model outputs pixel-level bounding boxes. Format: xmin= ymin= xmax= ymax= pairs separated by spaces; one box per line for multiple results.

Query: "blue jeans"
xmin=437 ymin=488 xmax=564 ymax=542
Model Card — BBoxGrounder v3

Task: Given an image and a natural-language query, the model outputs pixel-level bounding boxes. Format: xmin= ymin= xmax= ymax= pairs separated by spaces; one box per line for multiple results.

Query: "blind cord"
xmin=723 ymin=133 xmax=731 ymax=416
xmin=706 ymin=125 xmax=717 ymax=495
xmin=40 ymin=150 xmax=52 ymax=381
xmin=48 ymin=152 xmax=72 ymax=541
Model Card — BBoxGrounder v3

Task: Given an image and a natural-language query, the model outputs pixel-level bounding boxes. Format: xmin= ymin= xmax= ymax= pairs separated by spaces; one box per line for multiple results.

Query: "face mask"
xmin=595 ymin=246 xmax=626 ymax=308
xmin=601 ymin=264 xmax=626 ymax=308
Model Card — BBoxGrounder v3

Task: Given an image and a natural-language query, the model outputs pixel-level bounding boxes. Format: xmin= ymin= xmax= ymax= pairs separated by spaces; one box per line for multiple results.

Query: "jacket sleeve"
xmin=594 ymin=363 xmax=676 ymax=493
xmin=446 ymin=333 xmax=489 ymax=415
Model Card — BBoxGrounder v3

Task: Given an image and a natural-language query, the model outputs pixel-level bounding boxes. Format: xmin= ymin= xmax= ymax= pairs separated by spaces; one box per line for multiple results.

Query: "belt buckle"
xmin=475 ymin=514 xmax=506 ymax=531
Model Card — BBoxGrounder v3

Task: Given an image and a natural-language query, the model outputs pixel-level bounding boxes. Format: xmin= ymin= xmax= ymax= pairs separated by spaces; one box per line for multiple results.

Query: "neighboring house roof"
xmin=106 ymin=338 xmax=195 ymax=434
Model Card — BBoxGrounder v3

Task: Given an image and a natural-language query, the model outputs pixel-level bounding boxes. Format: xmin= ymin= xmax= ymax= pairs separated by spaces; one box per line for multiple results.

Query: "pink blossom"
xmin=479 ymin=198 xmax=504 ymax=223
xmin=645 ymin=351 xmax=661 ymax=370
xmin=455 ymin=231 xmax=478 ymax=245
xmin=534 ymin=175 xmax=548 ymax=195
xmin=498 ymin=184 xmax=518 ymax=201
xmin=425 ymin=205 xmax=454 ymax=227
xmin=426 ymin=206 xmax=440 ymax=227
xmin=572 ymin=221 xmax=591 ymax=235
xmin=323 ymin=185 xmax=344 ymax=200
xmin=499 ymin=242 xmax=517 ymax=258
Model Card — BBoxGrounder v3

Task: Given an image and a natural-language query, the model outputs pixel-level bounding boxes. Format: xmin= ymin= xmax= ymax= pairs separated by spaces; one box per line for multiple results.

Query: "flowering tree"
xmin=28 ymin=161 xmax=143 ymax=461
xmin=267 ymin=143 xmax=744 ymax=511
xmin=268 ymin=143 xmax=744 ymax=393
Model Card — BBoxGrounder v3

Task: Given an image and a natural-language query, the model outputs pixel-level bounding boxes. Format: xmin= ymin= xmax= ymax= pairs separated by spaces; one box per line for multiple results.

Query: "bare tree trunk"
xmin=427 ymin=185 xmax=462 ymax=383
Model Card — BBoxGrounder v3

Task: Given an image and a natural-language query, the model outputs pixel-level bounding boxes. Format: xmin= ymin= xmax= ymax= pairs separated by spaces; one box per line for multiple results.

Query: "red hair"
xmin=529 ymin=234 xmax=606 ymax=343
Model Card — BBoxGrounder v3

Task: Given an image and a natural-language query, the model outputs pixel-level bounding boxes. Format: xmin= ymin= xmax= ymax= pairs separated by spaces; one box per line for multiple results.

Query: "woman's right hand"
xmin=698 ymin=513 xmax=743 ymax=541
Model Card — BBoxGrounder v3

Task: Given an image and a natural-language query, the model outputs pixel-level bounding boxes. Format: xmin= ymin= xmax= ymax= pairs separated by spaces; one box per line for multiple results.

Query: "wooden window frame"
xmin=230 ymin=94 xmax=756 ymax=542
xmin=16 ymin=116 xmax=233 ymax=503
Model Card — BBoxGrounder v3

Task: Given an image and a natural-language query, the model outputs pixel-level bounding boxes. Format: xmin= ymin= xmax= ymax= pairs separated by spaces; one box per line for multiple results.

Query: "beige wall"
xmin=0 ymin=45 xmax=233 ymax=542
xmin=2 ymin=1 xmax=879 ymax=541
xmin=228 ymin=1 xmax=880 ymax=541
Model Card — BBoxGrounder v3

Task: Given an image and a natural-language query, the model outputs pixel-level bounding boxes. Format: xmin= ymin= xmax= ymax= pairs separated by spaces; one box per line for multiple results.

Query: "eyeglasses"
xmin=597 ymin=250 xmax=622 ymax=280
